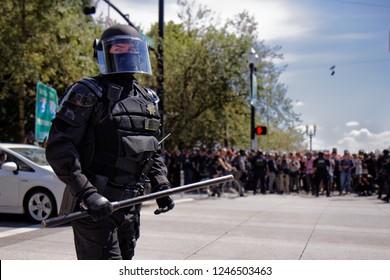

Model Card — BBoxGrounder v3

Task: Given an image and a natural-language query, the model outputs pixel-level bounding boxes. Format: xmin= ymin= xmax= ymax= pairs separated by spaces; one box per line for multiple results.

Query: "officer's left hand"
xmin=153 ymin=184 xmax=175 ymax=215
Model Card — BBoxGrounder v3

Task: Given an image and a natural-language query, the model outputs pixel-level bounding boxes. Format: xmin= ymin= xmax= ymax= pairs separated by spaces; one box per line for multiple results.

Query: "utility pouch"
xmin=121 ymin=135 xmax=158 ymax=162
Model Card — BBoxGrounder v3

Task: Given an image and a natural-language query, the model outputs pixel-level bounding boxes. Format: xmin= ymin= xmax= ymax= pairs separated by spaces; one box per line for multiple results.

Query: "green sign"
xmin=140 ymin=32 xmax=156 ymax=50
xmin=35 ymin=82 xmax=58 ymax=142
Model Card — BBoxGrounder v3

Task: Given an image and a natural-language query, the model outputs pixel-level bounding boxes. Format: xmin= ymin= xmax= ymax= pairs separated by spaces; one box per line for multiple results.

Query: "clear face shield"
xmin=96 ymin=36 xmax=152 ymax=75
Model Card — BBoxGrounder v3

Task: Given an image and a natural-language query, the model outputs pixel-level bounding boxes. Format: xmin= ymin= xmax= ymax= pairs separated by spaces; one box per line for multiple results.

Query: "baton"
xmin=42 ymin=174 xmax=233 ymax=228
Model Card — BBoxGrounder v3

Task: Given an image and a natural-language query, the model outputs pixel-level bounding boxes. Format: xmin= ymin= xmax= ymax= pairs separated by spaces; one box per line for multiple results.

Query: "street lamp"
xmin=247 ymin=47 xmax=259 ymax=150
xmin=305 ymin=124 xmax=317 ymax=151
xmin=83 ymin=0 xmax=138 ymax=29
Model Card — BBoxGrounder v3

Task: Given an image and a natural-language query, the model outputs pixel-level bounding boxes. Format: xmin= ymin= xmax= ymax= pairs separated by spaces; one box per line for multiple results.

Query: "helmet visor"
xmin=99 ymin=36 xmax=152 ymax=75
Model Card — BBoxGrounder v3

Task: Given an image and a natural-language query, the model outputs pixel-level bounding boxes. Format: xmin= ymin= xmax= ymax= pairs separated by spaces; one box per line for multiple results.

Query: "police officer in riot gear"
xmin=251 ymin=150 xmax=267 ymax=194
xmin=377 ymin=149 xmax=390 ymax=202
xmin=313 ymin=151 xmax=330 ymax=197
xmin=46 ymin=24 xmax=174 ymax=260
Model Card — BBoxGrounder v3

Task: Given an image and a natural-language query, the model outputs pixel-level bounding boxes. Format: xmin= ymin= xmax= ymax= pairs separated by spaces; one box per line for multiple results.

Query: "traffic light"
xmin=255 ymin=126 xmax=267 ymax=135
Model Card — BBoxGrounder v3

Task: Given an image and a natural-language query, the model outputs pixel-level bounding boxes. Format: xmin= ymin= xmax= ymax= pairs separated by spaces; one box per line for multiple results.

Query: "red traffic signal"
xmin=255 ymin=126 xmax=267 ymax=135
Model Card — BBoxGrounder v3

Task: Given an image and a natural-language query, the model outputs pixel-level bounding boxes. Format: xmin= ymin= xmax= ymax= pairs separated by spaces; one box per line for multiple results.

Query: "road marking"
xmin=143 ymin=197 xmax=194 ymax=207
xmin=173 ymin=198 xmax=194 ymax=204
xmin=0 ymin=224 xmax=40 ymax=238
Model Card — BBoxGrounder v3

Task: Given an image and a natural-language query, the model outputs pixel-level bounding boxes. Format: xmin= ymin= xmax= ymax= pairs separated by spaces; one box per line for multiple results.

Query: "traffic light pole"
xmin=250 ymin=62 xmax=255 ymax=150
xmin=247 ymin=47 xmax=258 ymax=151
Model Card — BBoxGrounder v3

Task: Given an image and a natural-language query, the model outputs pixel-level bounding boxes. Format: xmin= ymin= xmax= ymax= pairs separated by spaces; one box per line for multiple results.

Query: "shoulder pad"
xmin=59 ymin=82 xmax=100 ymax=108
xmin=55 ymin=81 xmax=100 ymax=126
xmin=79 ymin=78 xmax=104 ymax=99
xmin=133 ymin=81 xmax=159 ymax=104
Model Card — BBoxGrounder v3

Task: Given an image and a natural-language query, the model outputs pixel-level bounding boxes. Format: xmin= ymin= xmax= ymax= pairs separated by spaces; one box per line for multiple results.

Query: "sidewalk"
xmin=136 ymin=192 xmax=390 ymax=260
xmin=0 ymin=191 xmax=389 ymax=260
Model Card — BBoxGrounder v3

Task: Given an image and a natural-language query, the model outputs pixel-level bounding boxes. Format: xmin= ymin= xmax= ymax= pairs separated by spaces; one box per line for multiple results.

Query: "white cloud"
xmin=308 ymin=127 xmax=390 ymax=153
xmin=310 ymin=138 xmax=327 ymax=151
xmin=246 ymin=0 xmax=318 ymax=41
xmin=345 ymin=121 xmax=359 ymax=127
xmin=337 ymin=128 xmax=390 ymax=152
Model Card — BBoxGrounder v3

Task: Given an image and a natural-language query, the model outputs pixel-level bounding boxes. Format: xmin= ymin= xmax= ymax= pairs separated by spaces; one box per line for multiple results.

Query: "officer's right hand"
xmin=81 ymin=192 xmax=113 ymax=221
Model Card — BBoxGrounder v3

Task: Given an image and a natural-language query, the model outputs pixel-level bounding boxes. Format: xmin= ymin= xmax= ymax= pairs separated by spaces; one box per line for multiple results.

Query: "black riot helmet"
xmin=94 ymin=24 xmax=152 ymax=75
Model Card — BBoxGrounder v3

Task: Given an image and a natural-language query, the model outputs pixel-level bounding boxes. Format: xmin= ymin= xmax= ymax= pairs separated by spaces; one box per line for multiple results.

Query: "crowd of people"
xmin=161 ymin=147 xmax=390 ymax=202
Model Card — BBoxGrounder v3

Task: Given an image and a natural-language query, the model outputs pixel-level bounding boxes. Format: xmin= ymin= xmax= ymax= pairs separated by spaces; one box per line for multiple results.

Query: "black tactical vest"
xmin=83 ymin=78 xmax=161 ymax=184
xmin=316 ymin=159 xmax=327 ymax=169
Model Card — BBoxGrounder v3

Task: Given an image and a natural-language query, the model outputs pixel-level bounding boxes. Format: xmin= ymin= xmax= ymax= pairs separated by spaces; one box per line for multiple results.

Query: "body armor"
xmin=85 ymin=78 xmax=161 ymax=185
xmin=54 ymin=76 xmax=162 ymax=196
xmin=53 ymin=77 xmax=163 ymax=259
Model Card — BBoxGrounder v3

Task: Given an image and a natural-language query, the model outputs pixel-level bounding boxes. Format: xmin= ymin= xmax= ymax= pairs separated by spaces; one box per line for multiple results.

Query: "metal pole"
xmin=42 ymin=175 xmax=234 ymax=228
xmin=102 ymin=0 xmax=137 ymax=30
xmin=250 ymin=63 xmax=255 ymax=150
xmin=158 ymin=0 xmax=165 ymax=139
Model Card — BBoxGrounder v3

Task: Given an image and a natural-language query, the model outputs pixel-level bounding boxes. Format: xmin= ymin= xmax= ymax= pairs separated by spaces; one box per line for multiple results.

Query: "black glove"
xmin=153 ymin=184 xmax=175 ymax=215
xmin=81 ymin=192 xmax=113 ymax=221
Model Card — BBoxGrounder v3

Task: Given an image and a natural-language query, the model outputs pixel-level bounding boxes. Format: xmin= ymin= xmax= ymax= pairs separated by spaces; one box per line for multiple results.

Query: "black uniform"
xmin=251 ymin=152 xmax=267 ymax=194
xmin=46 ymin=25 xmax=174 ymax=260
xmin=313 ymin=153 xmax=330 ymax=197
xmin=377 ymin=150 xmax=390 ymax=202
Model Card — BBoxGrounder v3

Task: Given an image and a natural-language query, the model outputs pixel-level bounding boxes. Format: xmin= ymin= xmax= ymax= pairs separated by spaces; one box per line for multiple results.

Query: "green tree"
xmin=0 ymin=0 xmax=101 ymax=142
xmin=143 ymin=0 xmax=303 ymax=151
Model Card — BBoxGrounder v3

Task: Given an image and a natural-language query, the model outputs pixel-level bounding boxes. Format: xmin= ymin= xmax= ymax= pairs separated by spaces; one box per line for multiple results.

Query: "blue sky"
xmin=96 ymin=0 xmax=390 ymax=153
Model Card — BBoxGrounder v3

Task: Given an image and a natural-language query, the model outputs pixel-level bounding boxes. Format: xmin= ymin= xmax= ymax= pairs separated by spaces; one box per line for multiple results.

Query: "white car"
xmin=0 ymin=143 xmax=65 ymax=222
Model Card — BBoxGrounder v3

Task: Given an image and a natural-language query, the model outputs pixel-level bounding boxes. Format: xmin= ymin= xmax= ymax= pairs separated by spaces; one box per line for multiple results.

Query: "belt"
xmin=108 ymin=174 xmax=138 ymax=186
xmin=102 ymin=182 xmax=143 ymax=202
xmin=87 ymin=172 xmax=143 ymax=201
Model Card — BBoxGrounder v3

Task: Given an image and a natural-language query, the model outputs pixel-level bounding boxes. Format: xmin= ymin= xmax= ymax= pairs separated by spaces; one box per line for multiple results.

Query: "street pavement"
xmin=0 ymin=191 xmax=390 ymax=260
